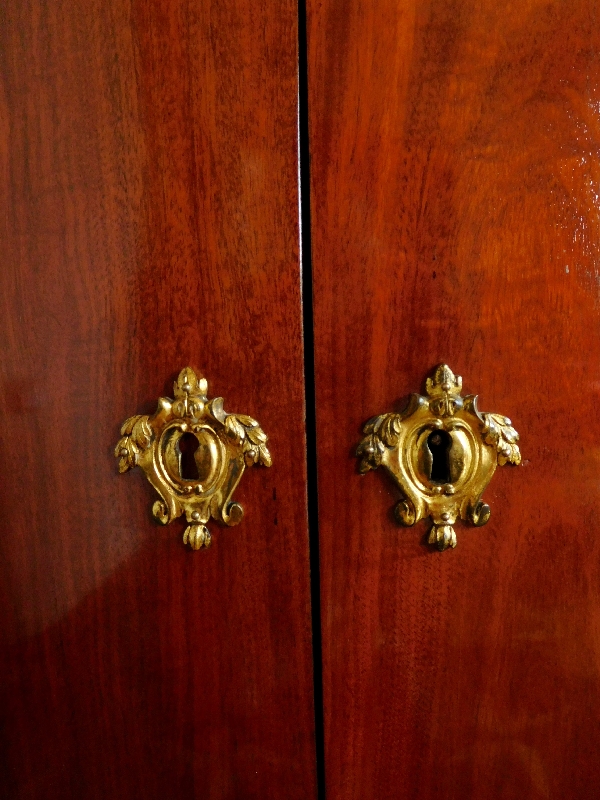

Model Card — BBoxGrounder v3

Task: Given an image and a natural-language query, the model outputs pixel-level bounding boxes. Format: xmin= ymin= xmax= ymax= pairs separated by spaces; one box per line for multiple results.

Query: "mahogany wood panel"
xmin=308 ymin=2 xmax=600 ymax=798
xmin=0 ymin=1 xmax=316 ymax=798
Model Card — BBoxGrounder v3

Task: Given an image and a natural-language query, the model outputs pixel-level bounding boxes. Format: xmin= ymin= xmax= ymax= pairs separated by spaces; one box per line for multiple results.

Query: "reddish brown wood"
xmin=0 ymin=1 xmax=316 ymax=798
xmin=308 ymin=1 xmax=600 ymax=798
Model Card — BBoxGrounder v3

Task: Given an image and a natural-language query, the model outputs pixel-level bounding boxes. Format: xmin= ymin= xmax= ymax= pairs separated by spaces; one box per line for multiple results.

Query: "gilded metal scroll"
xmin=116 ymin=368 xmax=271 ymax=550
xmin=357 ymin=365 xmax=520 ymax=551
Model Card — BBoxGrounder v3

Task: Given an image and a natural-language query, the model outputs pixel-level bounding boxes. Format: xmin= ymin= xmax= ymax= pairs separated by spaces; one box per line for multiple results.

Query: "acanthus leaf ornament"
xmin=115 ymin=368 xmax=271 ymax=550
xmin=357 ymin=365 xmax=520 ymax=551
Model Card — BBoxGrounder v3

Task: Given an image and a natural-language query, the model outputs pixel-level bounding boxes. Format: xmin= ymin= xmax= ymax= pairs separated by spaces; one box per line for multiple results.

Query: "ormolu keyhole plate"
xmin=357 ymin=365 xmax=520 ymax=550
xmin=115 ymin=368 xmax=271 ymax=550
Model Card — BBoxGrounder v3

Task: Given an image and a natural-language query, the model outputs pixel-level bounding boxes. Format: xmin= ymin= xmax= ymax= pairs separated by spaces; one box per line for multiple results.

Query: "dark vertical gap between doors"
xmin=298 ymin=1 xmax=326 ymax=797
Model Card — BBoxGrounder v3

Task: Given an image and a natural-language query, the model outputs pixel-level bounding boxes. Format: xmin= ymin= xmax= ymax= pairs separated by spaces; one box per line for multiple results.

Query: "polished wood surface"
xmin=0 ymin=1 xmax=316 ymax=798
xmin=308 ymin=1 xmax=600 ymax=798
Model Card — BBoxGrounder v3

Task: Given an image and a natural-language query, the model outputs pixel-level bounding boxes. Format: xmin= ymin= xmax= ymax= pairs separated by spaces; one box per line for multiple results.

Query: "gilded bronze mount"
xmin=357 ymin=365 xmax=520 ymax=550
xmin=115 ymin=368 xmax=271 ymax=550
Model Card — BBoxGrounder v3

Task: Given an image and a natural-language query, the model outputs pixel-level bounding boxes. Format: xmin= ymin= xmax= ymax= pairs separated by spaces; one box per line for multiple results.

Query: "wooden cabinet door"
xmin=308 ymin=1 xmax=600 ymax=798
xmin=0 ymin=1 xmax=316 ymax=798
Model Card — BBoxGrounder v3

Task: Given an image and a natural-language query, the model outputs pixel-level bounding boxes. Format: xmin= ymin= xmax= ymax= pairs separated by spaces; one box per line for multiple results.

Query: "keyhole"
xmin=427 ymin=430 xmax=452 ymax=484
xmin=178 ymin=433 xmax=200 ymax=480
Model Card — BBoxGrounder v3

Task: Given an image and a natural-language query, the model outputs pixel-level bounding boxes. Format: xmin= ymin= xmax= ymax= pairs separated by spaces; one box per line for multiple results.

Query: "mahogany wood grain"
xmin=0 ymin=1 xmax=316 ymax=798
xmin=308 ymin=2 xmax=600 ymax=798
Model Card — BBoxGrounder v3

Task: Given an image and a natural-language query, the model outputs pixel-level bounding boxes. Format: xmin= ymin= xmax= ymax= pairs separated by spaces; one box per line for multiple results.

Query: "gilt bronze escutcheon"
xmin=116 ymin=368 xmax=271 ymax=550
xmin=357 ymin=365 xmax=520 ymax=550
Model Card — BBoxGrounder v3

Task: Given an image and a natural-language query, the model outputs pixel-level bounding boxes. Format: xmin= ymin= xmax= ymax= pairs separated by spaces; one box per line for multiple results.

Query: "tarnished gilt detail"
xmin=357 ymin=364 xmax=520 ymax=551
xmin=116 ymin=368 xmax=271 ymax=550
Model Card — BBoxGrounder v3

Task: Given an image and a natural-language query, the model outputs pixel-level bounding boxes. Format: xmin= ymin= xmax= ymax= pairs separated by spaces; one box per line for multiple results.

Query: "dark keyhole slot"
xmin=427 ymin=430 xmax=452 ymax=484
xmin=178 ymin=433 xmax=200 ymax=480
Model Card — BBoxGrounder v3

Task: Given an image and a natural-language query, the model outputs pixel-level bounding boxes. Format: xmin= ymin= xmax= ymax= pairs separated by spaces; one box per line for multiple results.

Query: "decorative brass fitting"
xmin=357 ymin=365 xmax=520 ymax=550
xmin=116 ymin=368 xmax=271 ymax=550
